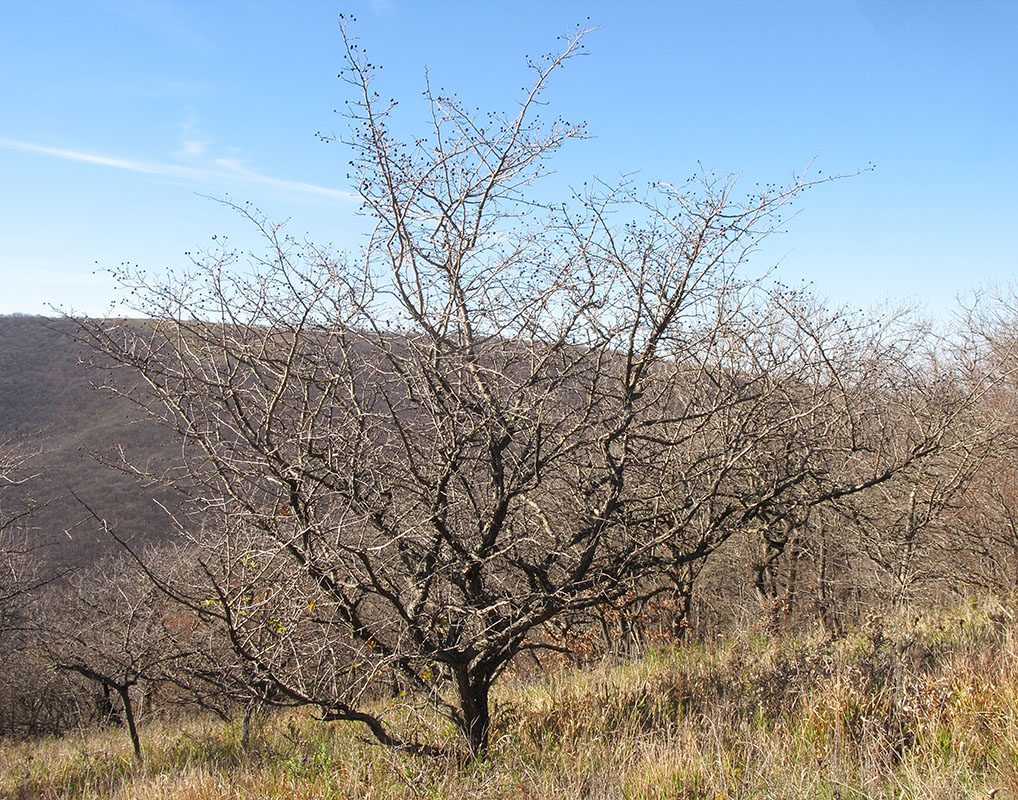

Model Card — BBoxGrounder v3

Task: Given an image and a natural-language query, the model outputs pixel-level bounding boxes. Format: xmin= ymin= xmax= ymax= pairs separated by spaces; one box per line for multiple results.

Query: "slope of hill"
xmin=3 ymin=600 xmax=1015 ymax=798
xmin=0 ymin=315 xmax=180 ymax=564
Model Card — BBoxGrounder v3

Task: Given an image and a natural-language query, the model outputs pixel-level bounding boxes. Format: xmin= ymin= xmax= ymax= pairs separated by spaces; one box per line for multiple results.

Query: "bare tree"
xmin=73 ymin=22 xmax=964 ymax=757
xmin=0 ymin=440 xmax=87 ymax=737
xmin=0 ymin=441 xmax=44 ymax=622
xmin=0 ymin=441 xmax=42 ymax=734
xmin=627 ymin=299 xmax=972 ymax=637
xmin=35 ymin=554 xmax=187 ymax=762
xmin=936 ymin=288 xmax=1018 ymax=593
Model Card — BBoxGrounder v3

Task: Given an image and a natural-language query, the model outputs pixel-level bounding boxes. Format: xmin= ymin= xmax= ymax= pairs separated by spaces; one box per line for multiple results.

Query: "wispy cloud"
xmin=173 ymin=117 xmax=209 ymax=159
xmin=95 ymin=0 xmax=208 ymax=50
xmin=212 ymin=156 xmax=358 ymax=200
xmin=174 ymin=139 xmax=206 ymax=158
xmin=116 ymin=78 xmax=215 ymax=100
xmin=0 ymin=138 xmax=178 ymax=175
xmin=370 ymin=0 xmax=397 ymax=17
xmin=0 ymin=137 xmax=355 ymax=202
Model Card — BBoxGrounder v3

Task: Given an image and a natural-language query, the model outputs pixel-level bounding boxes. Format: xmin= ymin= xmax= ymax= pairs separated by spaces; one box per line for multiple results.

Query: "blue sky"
xmin=1 ymin=1 xmax=1015 ymax=318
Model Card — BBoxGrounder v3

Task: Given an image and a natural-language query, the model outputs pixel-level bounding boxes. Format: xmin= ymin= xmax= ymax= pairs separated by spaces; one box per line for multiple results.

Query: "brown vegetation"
xmin=3 ymin=599 xmax=1018 ymax=799
xmin=2 ymin=18 xmax=1018 ymax=794
xmin=64 ymin=21 xmax=992 ymax=759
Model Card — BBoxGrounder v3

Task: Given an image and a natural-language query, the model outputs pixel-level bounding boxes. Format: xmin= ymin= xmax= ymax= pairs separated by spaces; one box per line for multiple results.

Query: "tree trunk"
xmin=115 ymin=683 xmax=142 ymax=763
xmin=242 ymin=703 xmax=254 ymax=750
xmin=456 ymin=668 xmax=491 ymax=757
xmin=670 ymin=568 xmax=696 ymax=640
xmin=98 ymin=683 xmax=123 ymax=728
xmin=58 ymin=665 xmax=142 ymax=762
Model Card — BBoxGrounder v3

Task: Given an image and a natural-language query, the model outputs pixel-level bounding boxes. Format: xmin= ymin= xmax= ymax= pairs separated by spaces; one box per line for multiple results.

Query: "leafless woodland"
xmin=3 ymin=23 xmax=1018 ymax=759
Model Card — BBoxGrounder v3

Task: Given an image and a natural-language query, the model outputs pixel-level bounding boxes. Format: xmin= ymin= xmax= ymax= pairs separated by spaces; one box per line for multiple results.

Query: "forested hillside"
xmin=0 ymin=315 xmax=179 ymax=564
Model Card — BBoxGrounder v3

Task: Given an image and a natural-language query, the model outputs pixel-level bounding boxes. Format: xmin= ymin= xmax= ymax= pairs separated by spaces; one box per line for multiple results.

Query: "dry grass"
xmin=5 ymin=598 xmax=1018 ymax=799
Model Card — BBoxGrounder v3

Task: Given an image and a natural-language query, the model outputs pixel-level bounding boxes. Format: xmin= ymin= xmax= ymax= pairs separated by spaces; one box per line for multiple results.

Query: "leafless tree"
xmin=0 ymin=440 xmax=88 ymax=737
xmin=73 ymin=21 xmax=967 ymax=757
xmin=34 ymin=553 xmax=187 ymax=762
xmin=934 ymin=288 xmax=1018 ymax=593
xmin=726 ymin=298 xmax=1016 ymax=624
xmin=627 ymin=300 xmax=974 ymax=637
xmin=0 ymin=441 xmax=44 ymax=622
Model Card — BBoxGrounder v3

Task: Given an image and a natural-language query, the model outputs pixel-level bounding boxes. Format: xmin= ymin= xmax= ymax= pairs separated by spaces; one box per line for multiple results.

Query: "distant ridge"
xmin=0 ymin=315 xmax=181 ymax=564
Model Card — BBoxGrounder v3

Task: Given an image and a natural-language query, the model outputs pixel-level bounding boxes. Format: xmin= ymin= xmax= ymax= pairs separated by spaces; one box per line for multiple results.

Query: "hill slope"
xmin=0 ymin=315 xmax=180 ymax=563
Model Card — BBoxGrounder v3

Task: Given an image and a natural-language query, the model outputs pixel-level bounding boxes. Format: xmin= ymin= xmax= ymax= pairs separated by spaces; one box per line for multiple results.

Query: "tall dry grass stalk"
xmin=4 ymin=598 xmax=1017 ymax=799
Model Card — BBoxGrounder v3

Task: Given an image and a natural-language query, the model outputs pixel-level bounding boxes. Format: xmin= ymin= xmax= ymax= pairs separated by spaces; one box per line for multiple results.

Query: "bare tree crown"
xmin=73 ymin=21 xmax=967 ymax=757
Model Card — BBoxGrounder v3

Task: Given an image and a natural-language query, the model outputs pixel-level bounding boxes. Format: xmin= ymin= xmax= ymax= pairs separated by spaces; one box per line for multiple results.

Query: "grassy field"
xmin=4 ymin=598 xmax=1018 ymax=799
